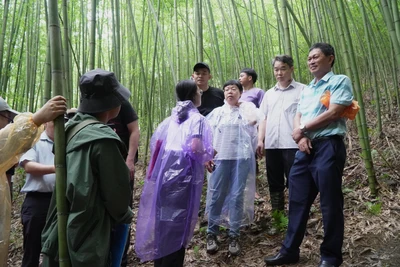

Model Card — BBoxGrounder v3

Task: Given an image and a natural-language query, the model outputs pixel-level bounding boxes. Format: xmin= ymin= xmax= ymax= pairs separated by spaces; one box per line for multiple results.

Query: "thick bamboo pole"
xmin=47 ymin=0 xmax=70 ymax=265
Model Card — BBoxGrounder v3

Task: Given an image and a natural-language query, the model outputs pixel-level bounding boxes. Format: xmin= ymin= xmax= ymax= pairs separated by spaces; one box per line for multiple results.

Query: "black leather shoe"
xmin=264 ymin=252 xmax=299 ymax=266
xmin=318 ymin=260 xmax=335 ymax=267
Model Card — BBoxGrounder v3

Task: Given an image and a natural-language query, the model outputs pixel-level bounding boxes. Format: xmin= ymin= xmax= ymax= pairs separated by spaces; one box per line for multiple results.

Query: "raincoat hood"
xmin=172 ymin=100 xmax=198 ymax=124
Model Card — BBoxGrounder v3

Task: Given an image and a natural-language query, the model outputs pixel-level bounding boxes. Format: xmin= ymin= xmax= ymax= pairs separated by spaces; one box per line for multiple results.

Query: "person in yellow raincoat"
xmin=0 ymin=95 xmax=66 ymax=266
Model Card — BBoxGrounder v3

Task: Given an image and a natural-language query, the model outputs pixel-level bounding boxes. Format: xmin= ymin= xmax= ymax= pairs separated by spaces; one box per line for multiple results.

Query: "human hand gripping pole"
xmin=32 ymin=96 xmax=67 ymax=126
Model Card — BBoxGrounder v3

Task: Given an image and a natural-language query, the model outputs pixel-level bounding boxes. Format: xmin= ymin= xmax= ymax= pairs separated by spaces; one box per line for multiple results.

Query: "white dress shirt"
xmin=19 ymin=131 xmax=55 ymax=193
xmin=259 ymin=80 xmax=305 ymax=149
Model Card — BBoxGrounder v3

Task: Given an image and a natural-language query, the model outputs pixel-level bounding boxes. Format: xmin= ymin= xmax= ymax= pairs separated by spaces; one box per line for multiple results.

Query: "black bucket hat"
xmin=78 ymin=69 xmax=131 ymax=113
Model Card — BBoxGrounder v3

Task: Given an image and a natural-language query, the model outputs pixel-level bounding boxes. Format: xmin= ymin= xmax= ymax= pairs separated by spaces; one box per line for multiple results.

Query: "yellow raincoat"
xmin=0 ymin=113 xmax=44 ymax=266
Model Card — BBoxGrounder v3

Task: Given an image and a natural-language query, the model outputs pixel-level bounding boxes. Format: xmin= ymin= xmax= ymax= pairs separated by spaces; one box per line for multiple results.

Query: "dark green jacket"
xmin=41 ymin=113 xmax=133 ymax=267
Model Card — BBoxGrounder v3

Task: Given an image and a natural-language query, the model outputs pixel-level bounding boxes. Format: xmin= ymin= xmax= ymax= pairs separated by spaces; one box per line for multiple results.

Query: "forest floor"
xmin=7 ymin=115 xmax=400 ymax=267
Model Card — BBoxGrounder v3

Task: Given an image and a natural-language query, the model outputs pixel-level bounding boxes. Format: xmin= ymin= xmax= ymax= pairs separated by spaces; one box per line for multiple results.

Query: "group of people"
xmin=0 ymin=42 xmax=354 ymax=267
xmin=135 ymin=42 xmax=354 ymax=267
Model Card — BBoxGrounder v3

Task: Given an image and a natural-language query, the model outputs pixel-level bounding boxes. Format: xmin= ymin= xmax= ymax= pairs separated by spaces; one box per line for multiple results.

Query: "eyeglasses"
xmin=0 ymin=113 xmax=13 ymax=123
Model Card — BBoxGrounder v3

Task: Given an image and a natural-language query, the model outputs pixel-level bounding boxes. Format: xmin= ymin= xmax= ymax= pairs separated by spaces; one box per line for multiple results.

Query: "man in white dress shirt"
xmin=256 ymin=55 xmax=306 ymax=235
xmin=19 ymin=121 xmax=55 ymax=267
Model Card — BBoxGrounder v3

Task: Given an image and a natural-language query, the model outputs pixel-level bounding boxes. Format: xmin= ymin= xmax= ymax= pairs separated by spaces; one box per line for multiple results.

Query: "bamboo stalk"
xmin=333 ymin=0 xmax=378 ymax=196
xmin=62 ymin=0 xmax=72 ymax=105
xmin=358 ymin=0 xmax=382 ymax=134
xmin=281 ymin=0 xmax=292 ymax=55
xmin=195 ymin=0 xmax=203 ymax=62
xmin=0 ymin=0 xmax=10 ymax=91
xmin=380 ymin=0 xmax=400 ymax=70
xmin=47 ymin=0 xmax=70 ymax=265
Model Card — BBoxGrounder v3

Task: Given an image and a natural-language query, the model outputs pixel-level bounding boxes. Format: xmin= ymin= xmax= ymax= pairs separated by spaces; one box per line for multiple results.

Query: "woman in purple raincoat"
xmin=135 ymin=80 xmax=214 ymax=267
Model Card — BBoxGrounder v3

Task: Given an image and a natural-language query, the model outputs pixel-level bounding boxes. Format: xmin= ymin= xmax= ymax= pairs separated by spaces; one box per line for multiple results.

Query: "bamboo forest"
xmin=1 ymin=0 xmax=400 ymax=266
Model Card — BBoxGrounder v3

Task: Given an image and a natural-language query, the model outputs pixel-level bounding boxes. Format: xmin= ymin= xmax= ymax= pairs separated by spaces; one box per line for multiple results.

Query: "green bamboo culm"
xmin=332 ymin=0 xmax=378 ymax=196
xmin=47 ymin=0 xmax=71 ymax=266
xmin=195 ymin=0 xmax=203 ymax=62
xmin=358 ymin=0 xmax=382 ymax=134
xmin=0 ymin=0 xmax=10 ymax=92
xmin=62 ymin=0 xmax=72 ymax=106
xmin=43 ymin=0 xmax=51 ymax=106
xmin=380 ymin=0 xmax=400 ymax=69
xmin=280 ymin=0 xmax=292 ymax=55
xmin=89 ymin=0 xmax=96 ymax=70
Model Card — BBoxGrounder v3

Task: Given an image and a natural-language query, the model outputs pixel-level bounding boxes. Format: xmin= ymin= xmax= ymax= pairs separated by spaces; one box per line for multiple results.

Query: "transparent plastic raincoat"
xmin=205 ymin=102 xmax=264 ymax=237
xmin=0 ymin=114 xmax=44 ymax=266
xmin=135 ymin=101 xmax=213 ymax=262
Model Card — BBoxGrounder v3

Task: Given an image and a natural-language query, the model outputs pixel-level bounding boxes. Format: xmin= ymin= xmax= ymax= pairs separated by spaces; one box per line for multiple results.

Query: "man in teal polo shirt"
xmin=264 ymin=43 xmax=353 ymax=267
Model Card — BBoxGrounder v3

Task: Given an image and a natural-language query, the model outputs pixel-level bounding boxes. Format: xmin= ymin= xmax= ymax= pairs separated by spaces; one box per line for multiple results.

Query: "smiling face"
xmin=307 ymin=48 xmax=334 ymax=81
xmin=223 ymin=84 xmax=242 ymax=106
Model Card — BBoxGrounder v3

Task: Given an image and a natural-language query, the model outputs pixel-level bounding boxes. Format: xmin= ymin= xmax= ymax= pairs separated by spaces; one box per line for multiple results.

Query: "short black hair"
xmin=309 ymin=42 xmax=335 ymax=67
xmin=240 ymin=68 xmax=258 ymax=84
xmin=175 ymin=80 xmax=198 ymax=102
xmin=272 ymin=55 xmax=294 ymax=68
xmin=223 ymin=80 xmax=243 ymax=93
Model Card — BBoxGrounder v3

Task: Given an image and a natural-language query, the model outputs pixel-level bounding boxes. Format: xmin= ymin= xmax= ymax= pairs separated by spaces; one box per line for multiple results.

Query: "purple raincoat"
xmin=135 ymin=101 xmax=213 ymax=262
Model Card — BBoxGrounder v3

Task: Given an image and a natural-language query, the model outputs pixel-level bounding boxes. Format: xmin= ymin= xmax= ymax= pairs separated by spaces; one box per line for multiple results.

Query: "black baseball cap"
xmin=193 ymin=62 xmax=211 ymax=72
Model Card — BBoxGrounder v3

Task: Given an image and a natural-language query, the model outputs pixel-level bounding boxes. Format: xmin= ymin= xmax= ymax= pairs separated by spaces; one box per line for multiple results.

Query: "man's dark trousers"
xmin=154 ymin=247 xmax=185 ymax=267
xmin=280 ymin=136 xmax=346 ymax=266
xmin=21 ymin=192 xmax=52 ymax=267
xmin=265 ymin=149 xmax=297 ymax=191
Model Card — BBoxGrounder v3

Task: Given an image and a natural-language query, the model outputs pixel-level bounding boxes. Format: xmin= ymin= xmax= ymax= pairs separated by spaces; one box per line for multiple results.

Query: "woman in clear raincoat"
xmin=205 ymin=80 xmax=264 ymax=256
xmin=135 ymin=80 xmax=214 ymax=267
xmin=0 ymin=96 xmax=66 ymax=266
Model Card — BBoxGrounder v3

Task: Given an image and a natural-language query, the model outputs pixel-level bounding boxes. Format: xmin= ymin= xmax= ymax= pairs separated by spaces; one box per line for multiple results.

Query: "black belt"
xmin=311 ymin=135 xmax=343 ymax=144
xmin=26 ymin=192 xmax=53 ymax=197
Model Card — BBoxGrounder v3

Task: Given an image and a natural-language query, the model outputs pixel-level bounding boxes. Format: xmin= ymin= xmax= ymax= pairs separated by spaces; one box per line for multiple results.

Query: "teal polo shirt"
xmin=298 ymin=71 xmax=354 ymax=139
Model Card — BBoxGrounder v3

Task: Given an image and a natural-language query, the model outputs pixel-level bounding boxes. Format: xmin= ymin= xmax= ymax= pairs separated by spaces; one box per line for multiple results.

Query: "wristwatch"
xmin=299 ymin=123 xmax=307 ymax=133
